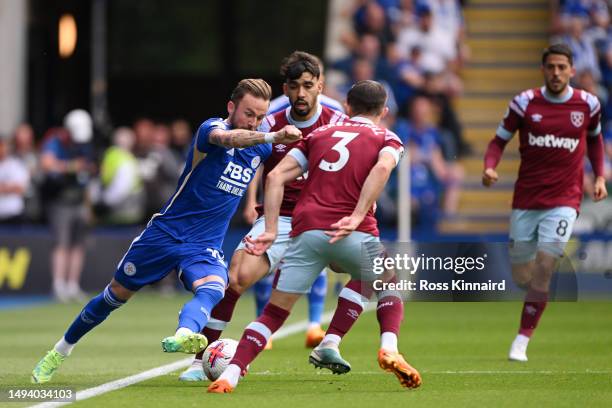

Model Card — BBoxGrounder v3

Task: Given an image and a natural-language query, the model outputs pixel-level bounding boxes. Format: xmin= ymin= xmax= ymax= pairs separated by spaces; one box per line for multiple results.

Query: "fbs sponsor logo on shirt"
xmin=528 ymin=132 xmax=579 ymax=153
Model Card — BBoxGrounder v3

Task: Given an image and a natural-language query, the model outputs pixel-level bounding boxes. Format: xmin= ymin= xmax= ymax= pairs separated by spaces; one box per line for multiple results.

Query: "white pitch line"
xmin=29 ymin=306 xmax=373 ymax=408
xmin=249 ymin=369 xmax=612 ymax=376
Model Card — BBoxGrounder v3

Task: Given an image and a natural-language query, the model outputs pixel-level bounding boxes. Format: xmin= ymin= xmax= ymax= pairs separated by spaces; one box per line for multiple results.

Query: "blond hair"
xmin=230 ymin=79 xmax=272 ymax=105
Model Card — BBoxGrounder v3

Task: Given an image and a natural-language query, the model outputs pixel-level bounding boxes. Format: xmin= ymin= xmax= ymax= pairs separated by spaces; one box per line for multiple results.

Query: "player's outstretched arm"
xmin=326 ymin=152 xmax=396 ymax=244
xmin=245 ymin=155 xmax=305 ymax=256
xmin=482 ymin=136 xmax=508 ymax=187
xmin=208 ymin=125 xmax=302 ymax=148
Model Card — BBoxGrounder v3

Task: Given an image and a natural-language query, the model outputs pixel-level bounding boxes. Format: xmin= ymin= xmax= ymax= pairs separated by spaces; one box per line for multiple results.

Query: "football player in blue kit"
xmin=31 ymin=79 xmax=302 ymax=383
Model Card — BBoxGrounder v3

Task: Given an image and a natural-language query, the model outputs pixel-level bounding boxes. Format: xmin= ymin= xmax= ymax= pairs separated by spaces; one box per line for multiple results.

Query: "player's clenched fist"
xmin=593 ymin=176 xmax=608 ymax=202
xmin=482 ymin=168 xmax=498 ymax=187
xmin=273 ymin=125 xmax=302 ymax=144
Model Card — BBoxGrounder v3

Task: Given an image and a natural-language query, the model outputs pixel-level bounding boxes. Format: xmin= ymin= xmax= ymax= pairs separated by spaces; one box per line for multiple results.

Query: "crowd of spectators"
xmin=0 ymin=114 xmax=190 ymax=229
xmin=326 ymin=0 xmax=469 ymax=230
xmin=0 ymin=111 xmax=190 ymax=300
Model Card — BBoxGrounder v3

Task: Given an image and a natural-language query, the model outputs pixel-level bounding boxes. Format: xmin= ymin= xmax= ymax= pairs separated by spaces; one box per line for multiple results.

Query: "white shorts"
xmin=509 ymin=206 xmax=578 ymax=263
xmin=235 ymin=216 xmax=292 ymax=274
xmin=276 ymin=230 xmax=383 ymax=294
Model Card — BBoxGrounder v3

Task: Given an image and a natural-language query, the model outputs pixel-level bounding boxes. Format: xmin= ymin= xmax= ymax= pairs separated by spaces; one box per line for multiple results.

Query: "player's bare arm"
xmin=245 ymin=155 xmax=304 ymax=256
xmin=208 ymin=125 xmax=302 ymax=148
xmin=326 ymin=152 xmax=397 ymax=243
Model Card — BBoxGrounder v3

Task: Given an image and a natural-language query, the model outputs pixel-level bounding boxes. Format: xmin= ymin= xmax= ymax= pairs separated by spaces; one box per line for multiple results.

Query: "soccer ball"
xmin=202 ymin=338 xmax=238 ymax=381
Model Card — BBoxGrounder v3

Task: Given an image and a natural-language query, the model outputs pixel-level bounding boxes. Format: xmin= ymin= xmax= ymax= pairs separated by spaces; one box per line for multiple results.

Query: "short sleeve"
xmin=195 ymin=119 xmax=227 ymax=153
xmin=496 ymin=92 xmax=530 ymax=140
xmin=287 ymin=138 xmax=309 ymax=171
xmin=583 ymin=91 xmax=602 ymax=137
xmin=379 ymin=130 xmax=404 ymax=166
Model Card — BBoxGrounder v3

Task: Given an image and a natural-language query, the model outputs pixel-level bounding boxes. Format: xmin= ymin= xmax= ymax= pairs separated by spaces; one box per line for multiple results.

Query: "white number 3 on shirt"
xmin=319 ymin=131 xmax=359 ymax=172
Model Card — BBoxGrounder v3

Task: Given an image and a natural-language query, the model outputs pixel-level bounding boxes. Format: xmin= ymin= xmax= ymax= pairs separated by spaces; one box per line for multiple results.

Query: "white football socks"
xmin=54 ymin=337 xmax=75 ymax=356
xmin=175 ymin=327 xmax=194 ymax=337
xmin=319 ymin=334 xmax=341 ymax=349
xmin=380 ymin=332 xmax=398 ymax=352
xmin=218 ymin=363 xmax=242 ymax=387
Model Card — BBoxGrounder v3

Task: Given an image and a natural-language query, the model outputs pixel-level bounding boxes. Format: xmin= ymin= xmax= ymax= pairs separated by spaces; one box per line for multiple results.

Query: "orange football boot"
xmin=305 ymin=326 xmax=325 ymax=348
xmin=207 ymin=379 xmax=234 ymax=393
xmin=377 ymin=349 xmax=422 ymax=389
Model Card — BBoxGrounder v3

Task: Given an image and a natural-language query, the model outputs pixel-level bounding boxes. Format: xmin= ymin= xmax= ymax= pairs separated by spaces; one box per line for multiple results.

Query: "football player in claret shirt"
xmin=208 ymin=80 xmax=421 ymax=393
xmin=179 ymin=51 xmax=348 ymax=381
xmin=31 ymin=79 xmax=302 ymax=384
xmin=482 ymin=44 xmax=607 ymax=362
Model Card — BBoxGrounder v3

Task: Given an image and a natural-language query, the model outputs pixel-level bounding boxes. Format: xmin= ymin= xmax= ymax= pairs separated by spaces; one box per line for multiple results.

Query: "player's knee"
xmin=228 ymin=276 xmax=248 ymax=295
xmin=235 ymin=258 xmax=269 ymax=292
xmin=511 ymin=265 xmax=533 ymax=288
xmin=194 ymin=280 xmax=226 ymax=306
xmin=534 ymin=256 xmax=555 ymax=282
xmin=191 ymin=275 xmax=225 ymax=292
xmin=109 ymin=279 xmax=134 ymax=302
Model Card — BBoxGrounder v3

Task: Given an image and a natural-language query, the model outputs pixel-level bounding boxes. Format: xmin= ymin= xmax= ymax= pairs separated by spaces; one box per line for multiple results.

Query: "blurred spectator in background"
xmin=332 ymin=33 xmax=393 ymax=85
xmin=560 ymin=15 xmax=602 ymax=83
xmin=0 ymin=137 xmax=30 ymax=224
xmin=392 ymin=45 xmax=427 ymax=110
xmin=396 ymin=5 xmax=456 ymax=77
xmin=425 ymin=0 xmax=469 ymax=66
xmin=96 ymin=127 xmax=144 ymax=225
xmin=170 ymin=119 xmax=192 ymax=163
xmin=341 ymin=1 xmax=396 ymax=55
xmin=41 ymin=109 xmax=95 ymax=302
xmin=13 ymin=123 xmax=42 ymax=222
xmin=149 ymin=123 xmax=182 ymax=216
xmin=336 ymin=57 xmax=399 ymax=116
xmin=395 ymin=96 xmax=463 ymax=220
xmin=133 ymin=118 xmax=182 ymax=220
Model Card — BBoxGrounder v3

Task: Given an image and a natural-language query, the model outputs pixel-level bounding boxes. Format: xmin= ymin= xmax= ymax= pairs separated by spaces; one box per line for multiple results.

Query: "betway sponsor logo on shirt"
xmin=528 ymin=132 xmax=579 ymax=152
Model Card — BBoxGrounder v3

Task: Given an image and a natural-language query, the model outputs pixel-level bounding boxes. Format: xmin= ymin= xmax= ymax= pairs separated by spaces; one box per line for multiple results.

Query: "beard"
xmin=291 ymin=100 xmax=311 ymax=117
xmin=546 ymin=79 xmax=567 ymax=95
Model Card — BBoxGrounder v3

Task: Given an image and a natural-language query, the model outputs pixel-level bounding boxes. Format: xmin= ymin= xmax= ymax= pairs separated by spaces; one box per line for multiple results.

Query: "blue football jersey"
xmin=150 ymin=117 xmax=271 ymax=247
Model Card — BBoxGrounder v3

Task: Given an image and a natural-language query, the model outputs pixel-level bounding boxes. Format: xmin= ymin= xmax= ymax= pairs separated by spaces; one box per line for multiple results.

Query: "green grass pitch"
xmin=1 ymin=292 xmax=611 ymax=408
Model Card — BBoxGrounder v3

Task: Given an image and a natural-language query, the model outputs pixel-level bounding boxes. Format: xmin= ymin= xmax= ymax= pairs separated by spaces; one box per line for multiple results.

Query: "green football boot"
xmin=161 ymin=333 xmax=208 ymax=354
xmin=31 ymin=350 xmax=66 ymax=384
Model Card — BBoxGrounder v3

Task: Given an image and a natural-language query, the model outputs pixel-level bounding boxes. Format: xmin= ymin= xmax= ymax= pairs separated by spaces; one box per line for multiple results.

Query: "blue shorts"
xmin=113 ymin=224 xmax=228 ymax=292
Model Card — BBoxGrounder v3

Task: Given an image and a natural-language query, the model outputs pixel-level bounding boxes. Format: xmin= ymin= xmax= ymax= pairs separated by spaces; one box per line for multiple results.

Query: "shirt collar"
xmin=285 ymin=103 xmax=323 ymax=128
xmin=541 ymin=85 xmax=574 ymax=104
xmin=350 ymin=116 xmax=375 ymax=125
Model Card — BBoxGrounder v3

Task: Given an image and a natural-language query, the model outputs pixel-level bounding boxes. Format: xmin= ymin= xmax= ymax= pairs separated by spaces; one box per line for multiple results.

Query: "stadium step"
xmin=462 ymin=67 xmax=542 ymax=93
xmin=443 ymin=0 xmax=549 ymax=235
xmin=468 ymin=38 xmax=548 ymax=64
xmin=454 ymin=97 xmax=509 ymax=127
xmin=463 ymin=128 xmax=520 ymax=155
xmin=438 ymin=217 xmax=509 ymax=234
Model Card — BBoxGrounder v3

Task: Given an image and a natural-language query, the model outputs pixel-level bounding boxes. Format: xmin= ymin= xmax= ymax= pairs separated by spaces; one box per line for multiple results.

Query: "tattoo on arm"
xmin=209 ymin=129 xmax=264 ymax=148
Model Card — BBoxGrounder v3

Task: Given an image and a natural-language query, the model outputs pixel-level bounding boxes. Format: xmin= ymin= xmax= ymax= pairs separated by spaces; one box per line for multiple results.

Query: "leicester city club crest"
xmin=570 ymin=111 xmax=584 ymax=128
xmin=123 ymin=262 xmax=137 ymax=276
